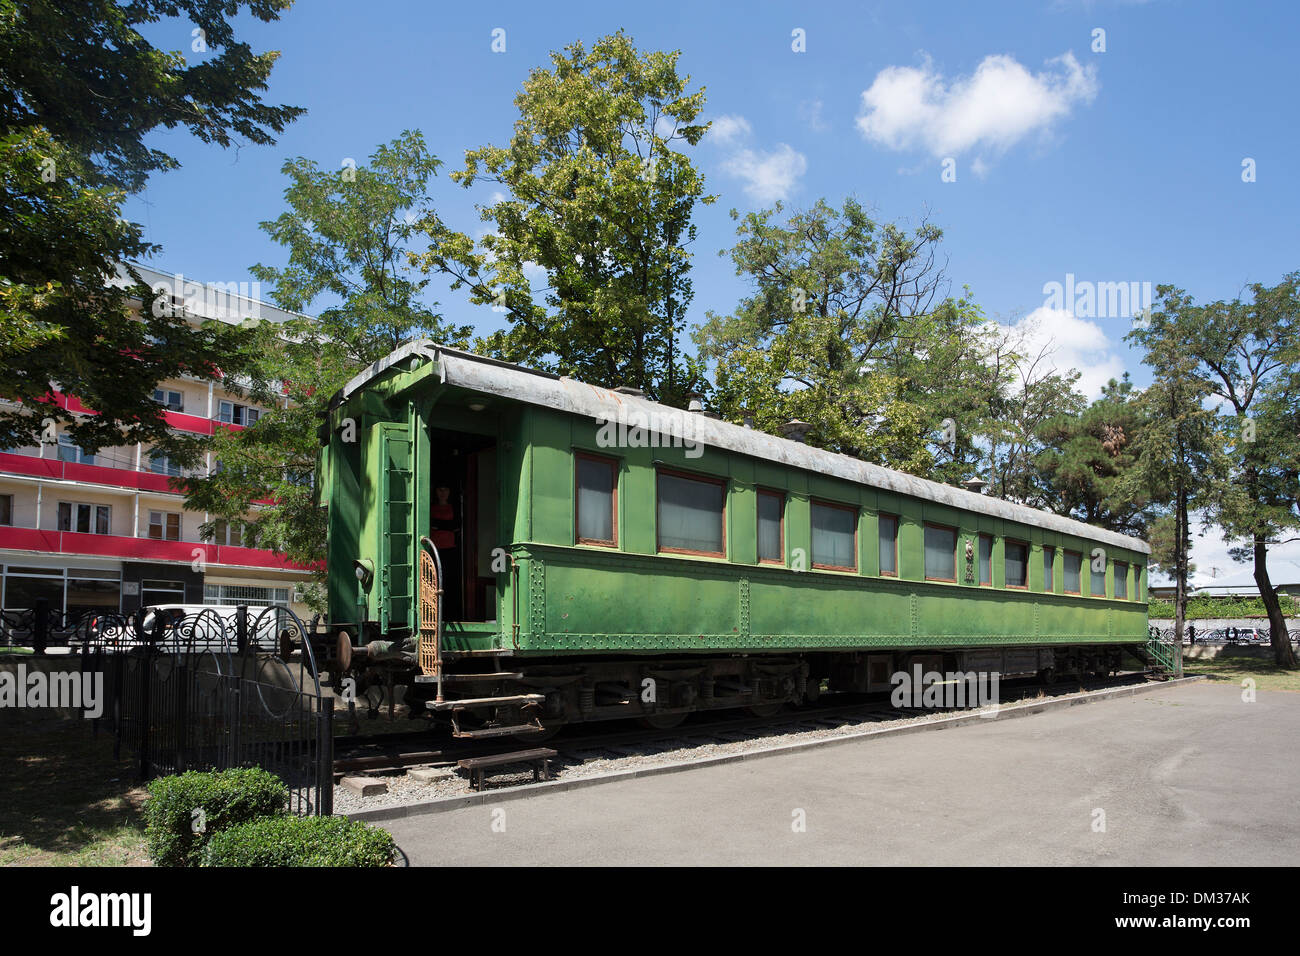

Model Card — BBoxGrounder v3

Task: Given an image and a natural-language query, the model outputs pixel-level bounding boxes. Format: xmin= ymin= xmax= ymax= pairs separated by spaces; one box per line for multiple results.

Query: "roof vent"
xmin=961 ymin=477 xmax=988 ymax=494
xmin=780 ymin=420 xmax=812 ymax=443
xmin=613 ymin=386 xmax=645 ymax=398
xmin=686 ymin=391 xmax=705 ymax=413
xmin=740 ymin=408 xmax=755 ymax=429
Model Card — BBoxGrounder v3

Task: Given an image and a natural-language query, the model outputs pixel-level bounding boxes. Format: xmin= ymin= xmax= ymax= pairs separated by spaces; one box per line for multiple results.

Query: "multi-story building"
xmin=0 ymin=264 xmax=315 ymax=629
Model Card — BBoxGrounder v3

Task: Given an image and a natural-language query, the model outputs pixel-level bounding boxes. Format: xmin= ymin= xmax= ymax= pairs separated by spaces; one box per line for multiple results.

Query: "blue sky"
xmin=126 ymin=0 xmax=1300 ymax=580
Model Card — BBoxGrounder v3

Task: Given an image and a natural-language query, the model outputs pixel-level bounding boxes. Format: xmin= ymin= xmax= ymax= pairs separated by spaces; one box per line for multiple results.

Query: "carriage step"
xmin=414 ymin=671 xmax=523 ymax=683
xmin=427 ymin=693 xmax=545 ymax=711
xmin=452 ymin=724 xmax=549 ymax=740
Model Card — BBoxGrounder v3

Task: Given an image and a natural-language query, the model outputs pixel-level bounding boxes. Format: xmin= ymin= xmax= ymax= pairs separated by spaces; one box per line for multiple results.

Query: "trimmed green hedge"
xmin=1148 ymin=594 xmax=1297 ymax=621
xmin=200 ymin=814 xmax=396 ymax=867
xmin=144 ymin=768 xmax=288 ymax=867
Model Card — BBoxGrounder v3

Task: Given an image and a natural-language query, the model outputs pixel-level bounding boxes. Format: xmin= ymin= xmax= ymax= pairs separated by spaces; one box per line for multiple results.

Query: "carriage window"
xmin=1114 ymin=561 xmax=1128 ymax=599
xmin=1005 ymin=540 xmax=1028 ymax=589
xmin=657 ymin=470 xmax=725 ymax=556
xmin=757 ymin=490 xmax=783 ymax=564
xmin=1090 ymin=557 xmax=1108 ymax=596
xmin=1063 ymin=550 xmax=1082 ymax=594
xmin=878 ymin=514 xmax=898 ymax=576
xmin=924 ymin=524 xmax=957 ymax=581
xmin=575 ymin=453 xmax=618 ymax=547
xmin=811 ymin=501 xmax=857 ymax=570
xmin=1043 ymin=546 xmax=1055 ymax=591
xmin=978 ymin=534 xmax=992 ymax=586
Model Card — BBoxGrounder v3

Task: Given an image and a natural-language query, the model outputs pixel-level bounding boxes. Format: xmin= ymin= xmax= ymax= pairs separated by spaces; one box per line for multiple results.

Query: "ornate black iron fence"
xmin=79 ymin=605 xmax=333 ymax=815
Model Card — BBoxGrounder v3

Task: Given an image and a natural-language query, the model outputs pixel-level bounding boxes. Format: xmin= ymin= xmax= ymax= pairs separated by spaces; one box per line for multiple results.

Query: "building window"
xmin=207 ymin=520 xmax=243 ymax=547
xmin=1090 ymin=557 xmax=1108 ymax=597
xmin=811 ymin=501 xmax=857 ymax=571
xmin=153 ymin=388 xmax=184 ymax=412
xmin=978 ymin=534 xmax=992 ymax=586
xmin=204 ymin=583 xmax=290 ymax=606
xmin=0 ymin=494 xmax=11 ymax=526
xmin=1063 ymin=550 xmax=1082 ymax=594
xmin=575 ymin=452 xmax=618 ymax=547
xmin=1005 ymin=540 xmax=1028 ymax=589
xmin=148 ymin=510 xmax=181 ymax=541
xmin=56 ymin=434 xmax=95 ymax=466
xmin=1043 ymin=546 xmax=1055 ymax=591
xmin=148 ymin=451 xmax=182 ymax=477
xmin=878 ymin=513 xmax=898 ymax=576
xmin=141 ymin=579 xmax=186 ymax=607
xmin=924 ymin=524 xmax=957 ymax=582
xmin=1114 ymin=561 xmax=1128 ymax=599
xmin=656 ymin=470 xmax=725 ymax=557
xmin=57 ymin=501 xmax=111 ymax=535
xmin=218 ymin=401 xmax=260 ymax=426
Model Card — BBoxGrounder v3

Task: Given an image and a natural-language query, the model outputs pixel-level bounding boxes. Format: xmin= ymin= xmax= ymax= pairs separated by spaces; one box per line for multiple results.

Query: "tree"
xmin=0 ymin=0 xmax=302 ymax=461
xmin=696 ymin=198 xmax=953 ymax=470
xmin=1036 ymin=376 xmax=1153 ymax=535
xmin=184 ymin=132 xmax=470 ymax=603
xmin=1125 ymin=288 xmax=1217 ymax=643
xmin=1138 ymin=277 xmax=1300 ymax=667
xmin=416 ymin=31 xmax=712 ymax=404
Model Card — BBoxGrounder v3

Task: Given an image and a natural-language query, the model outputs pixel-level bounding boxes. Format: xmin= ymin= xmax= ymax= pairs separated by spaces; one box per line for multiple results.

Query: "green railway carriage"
xmin=318 ymin=341 xmax=1154 ymax=737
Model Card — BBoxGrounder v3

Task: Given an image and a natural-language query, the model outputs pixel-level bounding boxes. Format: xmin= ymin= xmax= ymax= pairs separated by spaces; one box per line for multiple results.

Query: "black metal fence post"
xmin=32 ymin=597 xmax=48 ymax=654
xmin=317 ymin=697 xmax=334 ymax=816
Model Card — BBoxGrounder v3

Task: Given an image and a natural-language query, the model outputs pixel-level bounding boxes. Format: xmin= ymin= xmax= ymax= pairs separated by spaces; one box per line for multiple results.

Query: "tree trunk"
xmin=1173 ymin=482 xmax=1187 ymax=643
xmin=1254 ymin=536 xmax=1297 ymax=668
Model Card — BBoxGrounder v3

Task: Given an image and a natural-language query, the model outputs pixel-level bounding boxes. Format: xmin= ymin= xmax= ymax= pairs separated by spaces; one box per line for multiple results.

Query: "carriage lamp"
xmin=354 ymin=558 xmax=375 ymax=589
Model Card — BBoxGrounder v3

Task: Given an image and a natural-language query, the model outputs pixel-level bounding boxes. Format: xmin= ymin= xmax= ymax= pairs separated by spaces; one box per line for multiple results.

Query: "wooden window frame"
xmin=810 ymin=499 xmax=858 ymax=572
xmin=1004 ymin=538 xmax=1029 ymax=590
xmin=977 ymin=533 xmax=993 ymax=587
xmin=655 ymin=467 xmax=727 ymax=558
xmin=1043 ymin=545 xmax=1056 ymax=592
xmin=1063 ymin=549 xmax=1083 ymax=595
xmin=878 ymin=512 xmax=899 ymax=578
xmin=574 ymin=451 xmax=619 ymax=548
xmin=148 ymin=510 xmax=181 ymax=542
xmin=756 ymin=488 xmax=785 ymax=566
xmin=923 ymin=522 xmax=959 ymax=583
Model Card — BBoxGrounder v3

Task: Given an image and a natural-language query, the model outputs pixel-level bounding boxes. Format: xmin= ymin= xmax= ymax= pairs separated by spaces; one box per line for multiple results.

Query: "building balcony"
xmin=41 ymin=389 xmax=248 ymax=436
xmin=0 ymin=525 xmax=316 ymax=571
xmin=0 ymin=450 xmax=182 ymax=494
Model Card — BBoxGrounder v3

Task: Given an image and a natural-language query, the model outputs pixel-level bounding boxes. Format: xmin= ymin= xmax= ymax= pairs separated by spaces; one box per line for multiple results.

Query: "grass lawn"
xmin=1183 ymin=654 xmax=1300 ymax=694
xmin=0 ymin=720 xmax=149 ymax=866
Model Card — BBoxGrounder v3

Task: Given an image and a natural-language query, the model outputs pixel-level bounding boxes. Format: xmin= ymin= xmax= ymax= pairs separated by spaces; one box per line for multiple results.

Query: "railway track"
xmin=333 ymin=670 xmax=1155 ymax=784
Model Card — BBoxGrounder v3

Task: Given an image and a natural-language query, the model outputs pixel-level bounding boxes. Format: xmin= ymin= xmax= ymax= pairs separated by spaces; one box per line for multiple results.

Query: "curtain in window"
xmin=1090 ymin=559 xmax=1107 ymax=595
xmin=812 ymin=503 xmax=856 ymax=569
xmin=757 ymin=493 xmax=782 ymax=562
xmin=1114 ymin=562 xmax=1128 ymax=599
xmin=576 ymin=457 xmax=615 ymax=543
xmin=878 ymin=515 xmax=898 ymax=574
xmin=1064 ymin=552 xmax=1082 ymax=592
xmin=1005 ymin=542 xmax=1028 ymax=587
xmin=1043 ymin=547 xmax=1055 ymax=590
xmin=924 ymin=525 xmax=956 ymax=580
xmin=658 ymin=472 xmax=724 ymax=554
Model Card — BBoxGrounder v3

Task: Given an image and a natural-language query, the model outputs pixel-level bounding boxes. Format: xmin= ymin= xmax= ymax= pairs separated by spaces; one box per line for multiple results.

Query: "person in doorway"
xmin=430 ymin=483 xmax=461 ymax=620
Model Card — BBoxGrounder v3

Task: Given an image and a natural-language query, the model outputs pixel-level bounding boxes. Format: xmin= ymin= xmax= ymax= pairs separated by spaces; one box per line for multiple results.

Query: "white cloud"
xmin=799 ymin=99 xmax=829 ymax=132
xmin=722 ymin=145 xmax=809 ymax=203
xmin=708 ymin=114 xmax=752 ymax=145
xmin=856 ymin=52 xmax=1098 ymax=158
xmin=996 ymin=306 xmax=1125 ymax=400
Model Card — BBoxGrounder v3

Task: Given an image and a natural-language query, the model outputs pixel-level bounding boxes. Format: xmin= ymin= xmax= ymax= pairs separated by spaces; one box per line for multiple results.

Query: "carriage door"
xmin=377 ymin=423 xmax=415 ymax=636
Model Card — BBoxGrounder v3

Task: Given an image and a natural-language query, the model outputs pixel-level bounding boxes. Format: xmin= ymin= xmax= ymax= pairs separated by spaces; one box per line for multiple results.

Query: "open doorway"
xmin=428 ymin=428 xmax=498 ymax=623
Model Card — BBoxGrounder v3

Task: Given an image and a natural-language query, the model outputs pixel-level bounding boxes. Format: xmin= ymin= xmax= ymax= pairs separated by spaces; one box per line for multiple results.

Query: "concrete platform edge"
xmin=346 ymin=676 xmax=1206 ymax=823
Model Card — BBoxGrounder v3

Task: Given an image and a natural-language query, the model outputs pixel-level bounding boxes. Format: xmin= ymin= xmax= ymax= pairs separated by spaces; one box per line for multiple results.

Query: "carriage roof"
xmin=334 ymin=340 xmax=1150 ymax=556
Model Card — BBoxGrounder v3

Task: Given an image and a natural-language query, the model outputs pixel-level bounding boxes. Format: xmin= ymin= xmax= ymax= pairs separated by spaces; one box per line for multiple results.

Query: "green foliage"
xmin=697 ymin=198 xmax=1084 ymax=493
xmin=185 ymin=132 xmax=468 ymax=595
xmin=200 ymin=814 xmax=395 ymax=867
xmin=1148 ymin=593 xmax=1296 ymax=621
xmin=0 ymin=0 xmax=300 ymax=458
xmin=143 ymin=768 xmax=288 ymax=867
xmin=418 ymin=30 xmax=713 ymax=405
xmin=1036 ymin=375 xmax=1152 ymax=534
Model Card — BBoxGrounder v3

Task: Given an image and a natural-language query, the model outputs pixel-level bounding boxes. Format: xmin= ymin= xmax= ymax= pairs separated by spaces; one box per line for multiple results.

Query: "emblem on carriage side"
xmin=964 ymin=538 xmax=975 ymax=583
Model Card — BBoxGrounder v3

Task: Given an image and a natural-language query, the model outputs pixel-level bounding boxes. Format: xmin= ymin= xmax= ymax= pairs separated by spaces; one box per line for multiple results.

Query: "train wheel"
xmin=746 ymin=702 xmax=785 ymax=718
xmin=638 ymin=711 xmax=688 ymax=730
xmin=1038 ymin=667 xmax=1056 ymax=685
